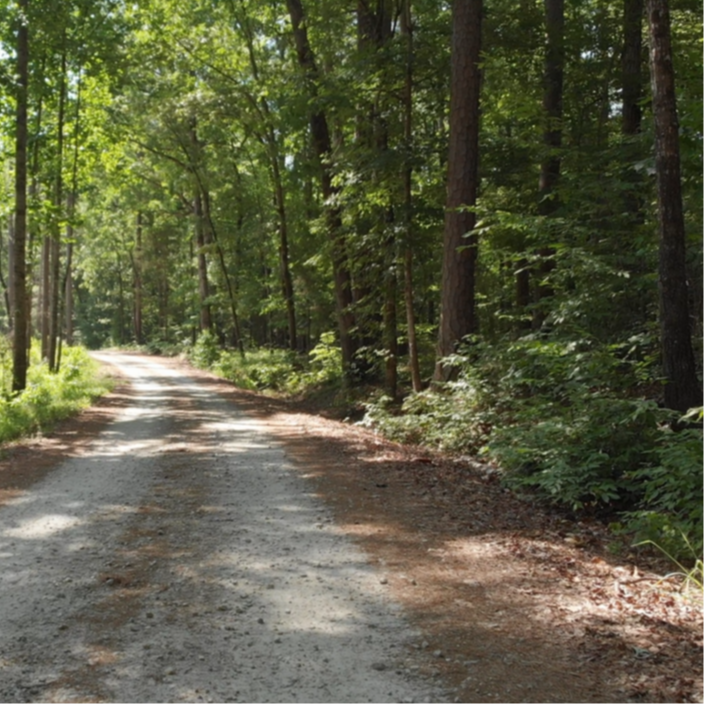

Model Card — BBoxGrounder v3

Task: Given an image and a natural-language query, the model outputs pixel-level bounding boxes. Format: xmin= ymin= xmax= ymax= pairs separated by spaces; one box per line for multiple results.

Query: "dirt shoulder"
xmin=1 ymin=354 xmax=701 ymax=703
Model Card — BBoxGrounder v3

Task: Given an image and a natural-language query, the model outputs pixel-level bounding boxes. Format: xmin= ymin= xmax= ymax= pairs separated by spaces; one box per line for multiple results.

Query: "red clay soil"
xmin=1 ymin=355 xmax=702 ymax=703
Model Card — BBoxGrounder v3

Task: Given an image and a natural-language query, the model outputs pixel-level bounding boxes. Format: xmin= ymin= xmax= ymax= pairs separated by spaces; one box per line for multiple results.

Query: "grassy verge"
xmin=0 ymin=342 xmax=114 ymax=445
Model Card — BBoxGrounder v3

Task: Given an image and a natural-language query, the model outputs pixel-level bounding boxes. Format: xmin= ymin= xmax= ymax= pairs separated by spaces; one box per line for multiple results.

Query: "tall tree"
xmin=400 ymin=0 xmax=422 ymax=393
xmin=12 ymin=0 xmax=30 ymax=393
xmin=534 ymin=0 xmax=564 ymax=319
xmin=285 ymin=0 xmax=358 ymax=375
xmin=434 ymin=0 xmax=482 ymax=381
xmin=622 ymin=0 xmax=643 ymax=137
xmin=646 ymin=0 xmax=701 ymax=412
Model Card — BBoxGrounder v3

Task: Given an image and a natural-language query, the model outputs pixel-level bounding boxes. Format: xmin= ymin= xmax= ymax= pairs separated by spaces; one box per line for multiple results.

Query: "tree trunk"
xmin=11 ymin=0 xmax=29 ymax=393
xmin=533 ymin=0 xmax=564 ymax=325
xmin=646 ymin=0 xmax=701 ymax=412
xmin=286 ymin=0 xmax=357 ymax=374
xmin=3 ymin=216 xmax=14 ymax=329
xmin=622 ymin=0 xmax=643 ymax=136
xmin=193 ymin=192 xmax=212 ymax=334
xmin=201 ymin=187 xmax=245 ymax=356
xmin=401 ymin=0 xmax=422 ymax=393
xmin=383 ymin=235 xmax=398 ymax=400
xmin=621 ymin=0 xmax=644 ymax=224
xmin=271 ymin=154 xmax=297 ymax=351
xmin=63 ymin=77 xmax=81 ymax=349
xmin=40 ymin=235 xmax=50 ymax=358
xmin=434 ymin=0 xmax=482 ymax=382
xmin=133 ymin=211 xmax=144 ymax=343
xmin=47 ymin=47 xmax=67 ymax=371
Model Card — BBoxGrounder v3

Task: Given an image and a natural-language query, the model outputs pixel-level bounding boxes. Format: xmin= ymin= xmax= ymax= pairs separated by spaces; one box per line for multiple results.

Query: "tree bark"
xmin=401 ymin=0 xmax=422 ymax=393
xmin=193 ymin=192 xmax=213 ymax=334
xmin=3 ymin=216 xmax=14 ymax=329
xmin=47 ymin=47 xmax=67 ymax=371
xmin=12 ymin=0 xmax=29 ymax=393
xmin=201 ymin=187 xmax=245 ymax=356
xmin=646 ymin=0 xmax=701 ymax=412
xmin=533 ymin=0 xmax=564 ymax=324
xmin=274 ymin=169 xmax=297 ymax=352
xmin=133 ymin=211 xmax=144 ymax=343
xmin=622 ymin=0 xmax=643 ymax=136
xmin=434 ymin=0 xmax=482 ymax=382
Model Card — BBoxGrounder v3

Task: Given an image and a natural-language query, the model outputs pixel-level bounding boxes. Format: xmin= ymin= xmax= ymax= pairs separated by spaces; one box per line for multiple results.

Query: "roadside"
xmin=0 ymin=352 xmax=701 ymax=703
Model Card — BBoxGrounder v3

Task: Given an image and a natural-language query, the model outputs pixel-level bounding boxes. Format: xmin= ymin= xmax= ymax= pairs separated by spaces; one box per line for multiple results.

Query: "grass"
xmin=0 ymin=342 xmax=113 ymax=445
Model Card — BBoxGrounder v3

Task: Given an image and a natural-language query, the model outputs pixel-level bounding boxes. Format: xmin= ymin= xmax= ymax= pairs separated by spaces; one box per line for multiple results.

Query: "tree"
xmin=11 ymin=0 xmax=29 ymax=393
xmin=646 ymin=0 xmax=701 ymax=412
xmin=285 ymin=0 xmax=358 ymax=375
xmin=434 ymin=0 xmax=482 ymax=381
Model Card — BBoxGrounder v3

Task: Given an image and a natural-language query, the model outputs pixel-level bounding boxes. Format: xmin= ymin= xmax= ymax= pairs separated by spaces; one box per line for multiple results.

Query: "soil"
xmin=0 ymin=352 xmax=701 ymax=703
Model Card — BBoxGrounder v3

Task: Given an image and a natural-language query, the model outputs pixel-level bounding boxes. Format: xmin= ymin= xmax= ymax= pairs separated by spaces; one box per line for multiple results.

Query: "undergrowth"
xmin=362 ymin=334 xmax=703 ymax=562
xmin=0 ymin=339 xmax=113 ymax=445
xmin=189 ymin=330 xmax=343 ymax=396
xmin=185 ymin=329 xmax=702 ymax=563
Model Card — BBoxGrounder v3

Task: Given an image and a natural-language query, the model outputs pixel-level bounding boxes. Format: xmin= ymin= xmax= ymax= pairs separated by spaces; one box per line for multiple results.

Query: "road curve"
xmin=0 ymin=352 xmax=445 ymax=703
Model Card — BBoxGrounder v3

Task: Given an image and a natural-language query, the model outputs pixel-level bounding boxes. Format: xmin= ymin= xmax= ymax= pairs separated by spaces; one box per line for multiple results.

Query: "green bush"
xmin=361 ymin=332 xmax=703 ymax=557
xmin=192 ymin=332 xmax=343 ymax=395
xmin=622 ymin=422 xmax=703 ymax=559
xmin=188 ymin=330 xmax=222 ymax=368
xmin=0 ymin=342 xmax=113 ymax=444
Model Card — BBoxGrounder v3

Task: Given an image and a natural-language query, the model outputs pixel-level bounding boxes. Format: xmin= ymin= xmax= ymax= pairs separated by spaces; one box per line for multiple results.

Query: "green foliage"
xmin=622 ymin=420 xmax=703 ymax=559
xmin=0 ymin=342 xmax=113 ymax=445
xmin=188 ymin=330 xmax=221 ymax=369
xmin=186 ymin=332 xmax=343 ymax=395
xmin=362 ymin=333 xmax=703 ymax=556
xmin=361 ymin=376 xmax=492 ymax=453
xmin=212 ymin=348 xmax=299 ymax=393
xmin=633 ymin=536 xmax=703 ymax=591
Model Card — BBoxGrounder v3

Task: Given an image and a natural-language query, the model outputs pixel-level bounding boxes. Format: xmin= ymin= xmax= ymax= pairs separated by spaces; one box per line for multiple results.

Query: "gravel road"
xmin=0 ymin=352 xmax=446 ymax=703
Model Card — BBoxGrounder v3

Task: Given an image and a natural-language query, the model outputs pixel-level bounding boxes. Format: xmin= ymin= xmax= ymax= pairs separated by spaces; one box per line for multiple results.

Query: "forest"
xmin=0 ymin=0 xmax=702 ymax=560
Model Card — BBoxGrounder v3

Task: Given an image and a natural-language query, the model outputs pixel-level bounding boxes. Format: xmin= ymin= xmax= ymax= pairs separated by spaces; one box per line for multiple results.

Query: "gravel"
xmin=0 ymin=352 xmax=446 ymax=703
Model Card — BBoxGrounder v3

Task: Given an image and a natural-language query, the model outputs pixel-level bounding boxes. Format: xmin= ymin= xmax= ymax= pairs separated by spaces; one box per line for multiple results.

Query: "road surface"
xmin=0 ymin=352 xmax=445 ymax=703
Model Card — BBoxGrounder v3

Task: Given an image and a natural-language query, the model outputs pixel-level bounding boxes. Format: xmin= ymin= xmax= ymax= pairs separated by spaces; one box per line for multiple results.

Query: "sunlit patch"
xmin=136 ymin=504 xmax=167 ymax=514
xmin=4 ymin=513 xmax=83 ymax=539
xmin=85 ymin=645 xmax=120 ymax=667
xmin=195 ymin=504 xmax=225 ymax=514
xmin=0 ymin=489 xmax=25 ymax=507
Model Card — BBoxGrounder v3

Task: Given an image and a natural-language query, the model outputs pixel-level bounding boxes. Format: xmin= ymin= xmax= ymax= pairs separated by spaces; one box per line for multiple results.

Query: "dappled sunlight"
xmin=4 ymin=513 xmax=84 ymax=540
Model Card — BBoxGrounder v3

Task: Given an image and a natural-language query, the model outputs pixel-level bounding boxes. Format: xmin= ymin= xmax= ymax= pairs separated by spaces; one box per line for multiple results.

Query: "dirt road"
xmin=0 ymin=353 xmax=445 ymax=703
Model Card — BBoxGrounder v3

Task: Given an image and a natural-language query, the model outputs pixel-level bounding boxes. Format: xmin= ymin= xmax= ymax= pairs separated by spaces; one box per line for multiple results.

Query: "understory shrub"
xmin=0 ymin=342 xmax=112 ymax=444
xmin=361 ymin=333 xmax=703 ymax=560
xmin=189 ymin=331 xmax=343 ymax=394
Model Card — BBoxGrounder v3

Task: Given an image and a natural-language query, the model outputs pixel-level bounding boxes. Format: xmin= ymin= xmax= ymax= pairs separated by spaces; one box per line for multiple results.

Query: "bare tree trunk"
xmin=401 ymin=0 xmax=422 ymax=393
xmin=193 ymin=192 xmax=213 ymax=334
xmin=434 ymin=0 xmax=483 ymax=382
xmin=40 ymin=236 xmax=50 ymax=358
xmin=646 ymin=0 xmax=701 ymax=412
xmin=201 ymin=187 xmax=245 ymax=356
xmin=63 ymin=240 xmax=73 ymax=345
xmin=533 ymin=0 xmax=564 ymax=325
xmin=11 ymin=0 xmax=29 ymax=393
xmin=383 ymin=234 xmax=398 ymax=399
xmin=0 ymin=217 xmax=11 ymax=328
xmin=47 ymin=48 xmax=67 ymax=371
xmin=133 ymin=212 xmax=144 ymax=344
xmin=622 ymin=0 xmax=643 ymax=136
xmin=271 ymin=154 xmax=297 ymax=351
xmin=621 ymin=0 xmax=644 ymax=224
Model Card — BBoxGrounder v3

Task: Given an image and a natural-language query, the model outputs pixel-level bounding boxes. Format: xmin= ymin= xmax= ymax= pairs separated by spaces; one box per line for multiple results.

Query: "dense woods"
xmin=0 ymin=0 xmax=701 ymax=557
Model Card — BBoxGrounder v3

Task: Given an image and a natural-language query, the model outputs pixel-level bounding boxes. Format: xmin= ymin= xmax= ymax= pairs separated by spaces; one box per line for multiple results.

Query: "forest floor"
xmin=0 ymin=352 xmax=701 ymax=703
